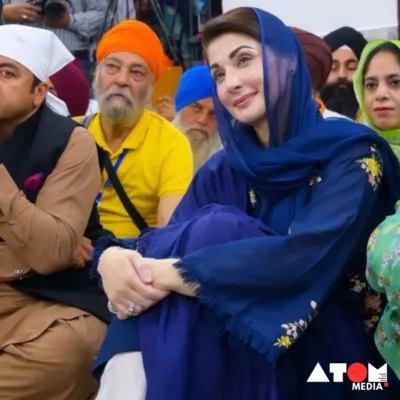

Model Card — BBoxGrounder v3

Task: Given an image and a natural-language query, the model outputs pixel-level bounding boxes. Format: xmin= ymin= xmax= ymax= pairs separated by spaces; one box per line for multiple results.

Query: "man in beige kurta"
xmin=0 ymin=25 xmax=106 ymax=399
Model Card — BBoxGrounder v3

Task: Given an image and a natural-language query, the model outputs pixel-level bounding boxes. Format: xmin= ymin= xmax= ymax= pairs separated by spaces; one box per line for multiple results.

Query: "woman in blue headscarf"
xmin=93 ymin=7 xmax=400 ymax=400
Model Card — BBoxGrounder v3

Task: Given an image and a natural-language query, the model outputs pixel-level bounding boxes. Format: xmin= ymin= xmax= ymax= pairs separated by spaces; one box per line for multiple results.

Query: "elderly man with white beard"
xmin=159 ymin=65 xmax=222 ymax=172
xmin=77 ymin=20 xmax=193 ymax=239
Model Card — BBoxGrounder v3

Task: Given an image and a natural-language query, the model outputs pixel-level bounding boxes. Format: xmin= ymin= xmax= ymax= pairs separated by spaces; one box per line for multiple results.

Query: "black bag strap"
xmin=81 ymin=114 xmax=148 ymax=232
xmin=104 ymin=155 xmax=149 ymax=232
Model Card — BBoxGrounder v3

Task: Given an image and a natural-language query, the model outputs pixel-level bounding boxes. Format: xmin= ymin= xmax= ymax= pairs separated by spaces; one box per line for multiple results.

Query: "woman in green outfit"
xmin=356 ymin=40 xmax=400 ymax=379
xmin=354 ymin=40 xmax=400 ymax=157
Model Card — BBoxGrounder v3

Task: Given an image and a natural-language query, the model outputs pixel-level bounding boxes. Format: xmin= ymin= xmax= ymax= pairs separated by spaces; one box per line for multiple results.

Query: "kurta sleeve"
xmin=0 ymin=128 xmax=101 ymax=275
xmin=176 ymin=142 xmax=384 ymax=362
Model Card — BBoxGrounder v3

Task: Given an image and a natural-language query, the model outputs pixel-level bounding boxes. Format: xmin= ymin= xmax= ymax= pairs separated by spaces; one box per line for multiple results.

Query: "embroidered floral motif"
xmin=249 ymin=189 xmax=257 ymax=206
xmin=367 ymin=227 xmax=379 ymax=252
xmin=274 ymin=335 xmax=291 ymax=348
xmin=357 ymin=147 xmax=383 ymax=190
xmin=273 ymin=301 xmax=318 ymax=348
xmin=375 ymin=311 xmax=400 ymax=345
xmin=382 ymin=252 xmax=394 ymax=269
xmin=24 ymin=172 xmax=44 ymax=191
xmin=347 ymin=271 xmax=382 ymax=332
xmin=309 ymin=176 xmax=322 ymax=186
xmin=364 ymin=289 xmax=383 ymax=332
xmin=348 ymin=272 xmax=367 ymax=293
xmin=377 ymin=322 xmax=388 ymax=342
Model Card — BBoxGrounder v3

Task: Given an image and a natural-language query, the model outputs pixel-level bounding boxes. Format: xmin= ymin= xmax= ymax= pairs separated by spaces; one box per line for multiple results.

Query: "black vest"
xmin=1 ymin=106 xmax=112 ymax=323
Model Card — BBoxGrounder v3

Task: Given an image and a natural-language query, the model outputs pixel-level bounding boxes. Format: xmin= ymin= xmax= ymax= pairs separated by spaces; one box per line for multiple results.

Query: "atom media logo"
xmin=307 ymin=362 xmax=388 ymax=391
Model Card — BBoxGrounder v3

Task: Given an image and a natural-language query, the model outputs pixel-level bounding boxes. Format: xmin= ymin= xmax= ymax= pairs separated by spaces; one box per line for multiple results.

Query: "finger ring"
xmin=127 ymin=302 xmax=137 ymax=315
xmin=107 ymin=300 xmax=119 ymax=315
xmin=22 ymin=14 xmax=28 ymax=20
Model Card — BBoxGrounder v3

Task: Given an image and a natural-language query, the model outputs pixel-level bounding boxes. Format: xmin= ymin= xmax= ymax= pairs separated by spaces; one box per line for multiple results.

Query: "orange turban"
xmin=162 ymin=53 xmax=173 ymax=68
xmin=96 ymin=20 xmax=167 ymax=81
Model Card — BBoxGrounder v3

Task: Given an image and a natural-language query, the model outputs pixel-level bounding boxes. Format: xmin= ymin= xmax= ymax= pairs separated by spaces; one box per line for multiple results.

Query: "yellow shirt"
xmin=76 ymin=110 xmax=193 ymax=238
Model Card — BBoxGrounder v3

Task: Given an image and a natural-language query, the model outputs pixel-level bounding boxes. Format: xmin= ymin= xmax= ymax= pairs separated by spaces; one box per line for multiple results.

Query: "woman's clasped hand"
xmin=99 ymin=248 xmax=170 ymax=319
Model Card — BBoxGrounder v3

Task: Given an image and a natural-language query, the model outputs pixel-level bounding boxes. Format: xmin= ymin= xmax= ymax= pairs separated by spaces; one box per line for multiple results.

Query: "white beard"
xmin=172 ymin=112 xmax=222 ymax=172
xmin=93 ymin=67 xmax=152 ymax=125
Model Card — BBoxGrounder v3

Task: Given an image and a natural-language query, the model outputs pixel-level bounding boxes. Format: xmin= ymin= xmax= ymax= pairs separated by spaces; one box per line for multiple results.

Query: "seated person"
xmin=290 ymin=26 xmax=349 ymax=119
xmin=92 ymin=8 xmax=400 ymax=400
xmin=78 ymin=21 xmax=193 ymax=239
xmin=0 ymin=25 xmax=108 ymax=399
xmin=49 ymin=59 xmax=91 ymax=117
xmin=158 ymin=65 xmax=222 ymax=172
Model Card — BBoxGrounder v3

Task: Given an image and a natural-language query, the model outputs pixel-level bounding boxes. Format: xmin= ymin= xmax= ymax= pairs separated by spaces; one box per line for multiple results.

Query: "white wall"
xmin=222 ymin=0 xmax=397 ymax=39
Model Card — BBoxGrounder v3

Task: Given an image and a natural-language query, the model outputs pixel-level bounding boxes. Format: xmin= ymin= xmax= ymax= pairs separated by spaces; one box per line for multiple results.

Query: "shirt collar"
xmin=93 ymin=110 xmax=151 ymax=154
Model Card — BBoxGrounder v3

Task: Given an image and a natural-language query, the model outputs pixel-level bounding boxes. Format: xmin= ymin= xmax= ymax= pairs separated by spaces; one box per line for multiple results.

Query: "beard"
xmin=319 ymin=78 xmax=359 ymax=120
xmin=99 ymin=89 xmax=144 ymax=124
xmin=93 ymin=77 xmax=149 ymax=125
xmin=172 ymin=114 xmax=221 ymax=171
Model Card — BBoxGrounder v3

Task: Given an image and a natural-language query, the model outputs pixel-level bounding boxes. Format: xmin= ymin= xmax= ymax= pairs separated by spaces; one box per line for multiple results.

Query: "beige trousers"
xmin=0 ymin=315 xmax=106 ymax=400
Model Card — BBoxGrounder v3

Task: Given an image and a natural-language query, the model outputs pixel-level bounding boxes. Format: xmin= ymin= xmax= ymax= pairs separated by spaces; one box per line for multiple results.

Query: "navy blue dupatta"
xmin=93 ymin=8 xmax=400 ymax=399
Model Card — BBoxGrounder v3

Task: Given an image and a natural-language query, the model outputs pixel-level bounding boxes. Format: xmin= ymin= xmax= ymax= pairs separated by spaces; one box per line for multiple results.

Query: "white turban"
xmin=0 ymin=24 xmax=75 ymax=116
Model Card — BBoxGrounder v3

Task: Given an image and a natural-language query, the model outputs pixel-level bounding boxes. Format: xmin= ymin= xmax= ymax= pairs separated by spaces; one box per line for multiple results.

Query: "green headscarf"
xmin=357 ymin=40 xmax=400 ymax=378
xmin=353 ymin=40 xmax=400 ymax=158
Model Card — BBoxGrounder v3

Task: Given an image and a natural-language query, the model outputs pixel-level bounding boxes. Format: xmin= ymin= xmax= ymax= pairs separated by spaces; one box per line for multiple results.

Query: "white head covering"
xmin=0 ymin=24 xmax=75 ymax=116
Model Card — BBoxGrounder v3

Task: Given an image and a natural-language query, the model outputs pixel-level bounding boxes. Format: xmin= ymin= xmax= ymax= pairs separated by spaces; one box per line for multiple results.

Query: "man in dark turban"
xmin=50 ymin=59 xmax=90 ymax=117
xmin=291 ymin=27 xmax=346 ymax=119
xmin=320 ymin=26 xmax=367 ymax=120
xmin=291 ymin=27 xmax=332 ymax=92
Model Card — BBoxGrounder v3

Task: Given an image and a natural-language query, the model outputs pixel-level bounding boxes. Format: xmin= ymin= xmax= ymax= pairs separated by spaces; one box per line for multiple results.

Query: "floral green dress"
xmin=367 ymin=201 xmax=400 ymax=379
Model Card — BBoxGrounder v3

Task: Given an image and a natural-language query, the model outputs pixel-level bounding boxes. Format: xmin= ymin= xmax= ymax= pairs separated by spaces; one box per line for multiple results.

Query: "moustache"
xmin=103 ymin=87 xmax=134 ymax=104
xmin=319 ymin=79 xmax=359 ymax=119
xmin=322 ymin=79 xmax=353 ymax=94
xmin=185 ymin=125 xmax=211 ymax=137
